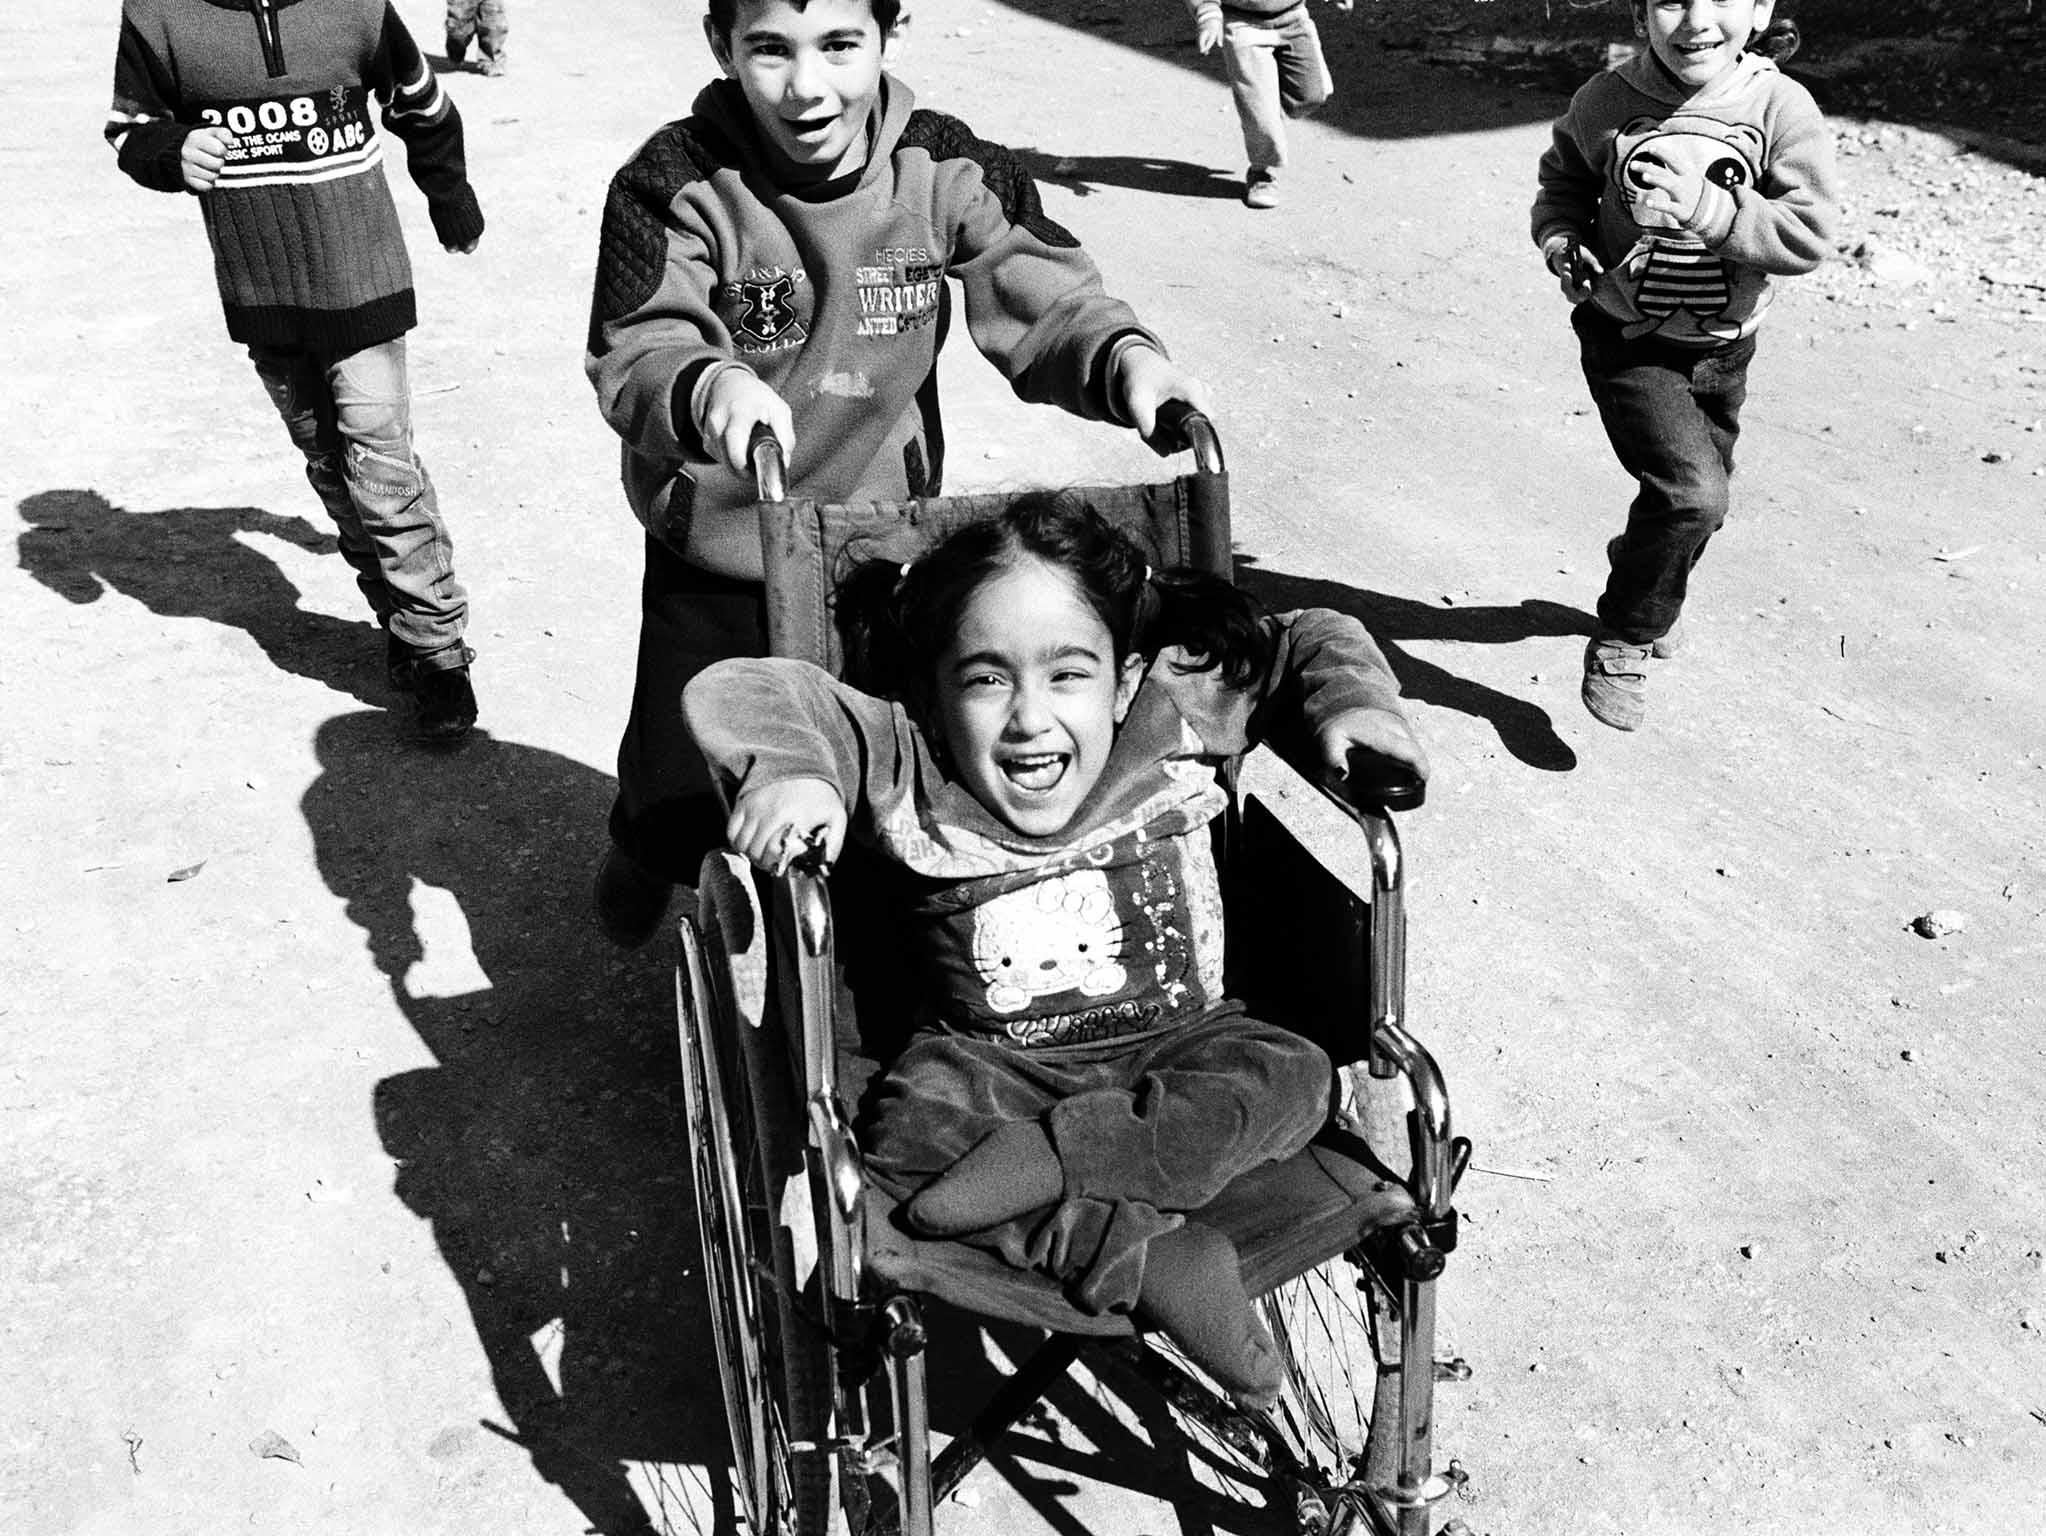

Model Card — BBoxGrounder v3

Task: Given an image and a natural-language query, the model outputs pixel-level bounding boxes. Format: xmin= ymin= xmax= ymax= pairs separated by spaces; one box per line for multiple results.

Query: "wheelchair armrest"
xmin=1232 ymin=743 xmax=1415 ymax=1090
xmin=1327 ymin=745 xmax=1427 ymax=814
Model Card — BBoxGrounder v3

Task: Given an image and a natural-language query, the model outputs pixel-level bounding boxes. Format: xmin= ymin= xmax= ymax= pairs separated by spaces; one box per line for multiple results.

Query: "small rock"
xmin=249 ymin=1429 xmax=301 ymax=1465
xmin=1740 ymin=1242 xmax=1759 ymax=1259
xmin=1911 ymin=909 xmax=1969 ymax=939
xmin=1900 ymin=1048 xmax=1916 ymax=1063
xmin=1861 ymin=247 xmax=1932 ymax=286
xmin=1982 ymin=451 xmax=2006 ymax=464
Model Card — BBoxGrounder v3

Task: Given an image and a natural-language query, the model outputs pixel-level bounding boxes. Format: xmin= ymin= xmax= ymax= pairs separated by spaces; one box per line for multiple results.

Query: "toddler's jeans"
xmin=248 ymin=337 xmax=468 ymax=665
xmin=1573 ymin=303 xmax=1758 ymax=647
xmin=444 ymin=0 xmax=508 ymax=60
xmin=1221 ymin=4 xmax=1333 ymax=176
xmin=865 ymin=1005 xmax=1333 ymax=1315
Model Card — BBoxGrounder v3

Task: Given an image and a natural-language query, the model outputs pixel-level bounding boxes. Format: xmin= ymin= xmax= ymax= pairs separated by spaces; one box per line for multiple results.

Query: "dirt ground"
xmin=4 ymin=1 xmax=2043 ymax=1534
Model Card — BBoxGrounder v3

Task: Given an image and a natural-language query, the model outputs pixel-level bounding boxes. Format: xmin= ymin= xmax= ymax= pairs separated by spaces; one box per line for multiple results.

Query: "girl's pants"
xmin=864 ymin=1007 xmax=1333 ymax=1315
xmin=1222 ymin=5 xmax=1333 ymax=175
xmin=611 ymin=537 xmax=767 ymax=883
xmin=445 ymin=0 xmax=508 ymax=60
xmin=1573 ymin=304 xmax=1758 ymax=647
xmin=247 ymin=337 xmax=468 ymax=663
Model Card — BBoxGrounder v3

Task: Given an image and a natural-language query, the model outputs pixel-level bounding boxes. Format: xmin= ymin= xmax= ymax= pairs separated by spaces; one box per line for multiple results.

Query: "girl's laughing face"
xmin=930 ymin=558 xmax=1143 ymax=839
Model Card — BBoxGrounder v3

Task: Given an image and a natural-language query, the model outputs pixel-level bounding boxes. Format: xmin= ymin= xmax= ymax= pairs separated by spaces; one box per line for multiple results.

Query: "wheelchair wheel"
xmin=1261 ymin=1252 xmax=1387 ymax=1488
xmin=678 ymin=913 xmax=839 ymax=1536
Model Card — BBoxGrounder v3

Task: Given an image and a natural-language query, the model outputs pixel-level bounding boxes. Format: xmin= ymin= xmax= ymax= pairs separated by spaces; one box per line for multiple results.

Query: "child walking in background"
xmin=585 ymin=0 xmax=1213 ymax=946
xmin=1531 ymin=0 xmax=1837 ymax=731
xmin=1186 ymin=0 xmax=1347 ymax=209
xmin=685 ymin=496 xmax=1427 ymax=1402
xmin=106 ymin=0 xmax=487 ymax=744
xmin=444 ymin=0 xmax=508 ymax=76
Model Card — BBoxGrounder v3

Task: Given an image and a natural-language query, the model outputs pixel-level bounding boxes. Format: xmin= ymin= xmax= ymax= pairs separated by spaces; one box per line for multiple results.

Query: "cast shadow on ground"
xmin=14 ymin=488 xmax=387 ymax=708
xmin=1238 ymin=560 xmax=1591 ymax=773
xmin=306 ymin=712 xmax=735 ymax=1536
xmin=986 ymin=0 xmax=2046 ymax=172
xmin=1013 ymin=147 xmax=1244 ymax=200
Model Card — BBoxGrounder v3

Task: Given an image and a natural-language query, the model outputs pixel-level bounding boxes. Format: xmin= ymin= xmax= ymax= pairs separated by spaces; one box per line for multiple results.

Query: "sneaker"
xmin=478 ymin=52 xmax=505 ymax=76
xmin=444 ymin=32 xmax=468 ymax=65
xmin=595 ymin=845 xmax=674 ymax=949
xmin=1581 ymin=632 xmax=1651 ymax=731
xmin=412 ymin=661 xmax=478 ymax=745
xmin=1651 ymin=615 xmax=1686 ymax=659
xmin=1244 ymin=170 xmax=1279 ymax=210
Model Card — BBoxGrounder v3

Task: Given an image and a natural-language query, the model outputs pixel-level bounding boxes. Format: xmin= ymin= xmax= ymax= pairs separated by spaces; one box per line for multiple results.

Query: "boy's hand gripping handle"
xmin=1145 ymin=400 xmax=1226 ymax=475
xmin=749 ymin=422 xmax=787 ymax=504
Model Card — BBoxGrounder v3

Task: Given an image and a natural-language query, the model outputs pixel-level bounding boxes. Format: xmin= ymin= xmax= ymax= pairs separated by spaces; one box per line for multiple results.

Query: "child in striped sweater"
xmin=107 ymin=0 xmax=487 ymax=743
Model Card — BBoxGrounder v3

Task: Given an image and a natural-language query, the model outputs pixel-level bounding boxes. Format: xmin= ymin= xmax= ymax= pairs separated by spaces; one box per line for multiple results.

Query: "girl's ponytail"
xmin=1747 ymin=17 xmax=1800 ymax=63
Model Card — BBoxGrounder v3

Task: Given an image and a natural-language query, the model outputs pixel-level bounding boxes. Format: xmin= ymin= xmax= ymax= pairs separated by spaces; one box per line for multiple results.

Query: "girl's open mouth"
xmin=1001 ymin=753 xmax=1068 ymax=793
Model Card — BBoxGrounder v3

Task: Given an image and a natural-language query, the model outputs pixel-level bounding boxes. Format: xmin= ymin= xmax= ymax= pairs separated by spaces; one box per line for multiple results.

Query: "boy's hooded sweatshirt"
xmin=107 ymin=0 xmax=484 ymax=354
xmin=683 ymin=609 xmax=1403 ymax=1049
xmin=1530 ymin=50 xmax=1836 ymax=347
xmin=587 ymin=76 xmax=1158 ymax=578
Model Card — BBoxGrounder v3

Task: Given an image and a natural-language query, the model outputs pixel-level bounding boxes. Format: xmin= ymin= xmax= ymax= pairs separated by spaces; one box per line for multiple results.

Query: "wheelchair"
xmin=672 ymin=412 xmax=1472 ymax=1536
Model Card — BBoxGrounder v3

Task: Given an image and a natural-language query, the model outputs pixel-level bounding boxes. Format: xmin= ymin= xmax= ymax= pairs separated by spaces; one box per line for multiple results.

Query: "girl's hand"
xmin=1115 ymin=344 xmax=1216 ymax=442
xmin=180 ymin=127 xmax=233 ymax=192
xmin=1315 ymin=707 xmax=1431 ymax=790
xmin=696 ymin=366 xmax=795 ymax=478
xmin=1626 ymin=150 xmax=1706 ymax=230
xmin=1542 ymin=234 xmax=1603 ymax=303
xmin=726 ymin=778 xmax=847 ymax=874
xmin=1194 ymin=10 xmax=1223 ymax=52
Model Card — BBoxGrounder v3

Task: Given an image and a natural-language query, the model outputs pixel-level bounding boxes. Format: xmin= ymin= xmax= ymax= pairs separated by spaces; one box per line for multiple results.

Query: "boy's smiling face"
xmin=708 ymin=0 xmax=898 ymax=183
xmin=1634 ymin=0 xmax=1775 ymax=91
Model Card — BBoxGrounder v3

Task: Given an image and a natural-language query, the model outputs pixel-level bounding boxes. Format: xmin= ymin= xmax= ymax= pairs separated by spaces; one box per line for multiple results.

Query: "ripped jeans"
xmin=249 ymin=338 xmax=468 ymax=661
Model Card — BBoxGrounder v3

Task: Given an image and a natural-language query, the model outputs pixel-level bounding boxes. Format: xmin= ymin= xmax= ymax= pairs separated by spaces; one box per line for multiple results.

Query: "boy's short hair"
xmin=706 ymin=0 xmax=903 ymax=41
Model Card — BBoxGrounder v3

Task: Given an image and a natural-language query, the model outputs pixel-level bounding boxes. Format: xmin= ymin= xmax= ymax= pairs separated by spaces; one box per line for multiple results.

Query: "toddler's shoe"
xmin=1651 ymin=614 xmax=1686 ymax=659
xmin=595 ymin=844 xmax=674 ymax=950
xmin=1581 ymin=632 xmax=1650 ymax=731
xmin=478 ymin=51 xmax=506 ymax=76
xmin=1244 ymin=169 xmax=1280 ymax=209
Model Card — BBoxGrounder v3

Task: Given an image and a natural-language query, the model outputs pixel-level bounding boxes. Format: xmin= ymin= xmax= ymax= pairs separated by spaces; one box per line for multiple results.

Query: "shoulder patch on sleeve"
xmin=899 ymin=109 xmax=1078 ymax=250
xmin=590 ymin=119 xmax=741 ymax=342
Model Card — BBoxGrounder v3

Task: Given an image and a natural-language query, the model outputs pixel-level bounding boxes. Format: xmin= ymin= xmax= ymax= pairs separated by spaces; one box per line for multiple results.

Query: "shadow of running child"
xmin=1238 ymin=560 xmax=1591 ymax=773
xmin=303 ymin=709 xmax=735 ymax=1535
xmin=1012 ymin=147 xmax=1245 ymax=200
xmin=14 ymin=488 xmax=388 ymax=708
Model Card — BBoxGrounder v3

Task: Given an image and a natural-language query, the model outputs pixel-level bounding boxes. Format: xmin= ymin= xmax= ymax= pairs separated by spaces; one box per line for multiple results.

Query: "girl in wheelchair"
xmin=683 ymin=493 xmax=1427 ymax=1406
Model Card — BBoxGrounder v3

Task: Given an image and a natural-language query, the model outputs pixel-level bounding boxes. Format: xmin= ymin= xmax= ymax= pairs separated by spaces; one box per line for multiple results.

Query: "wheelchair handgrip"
xmin=749 ymin=422 xmax=788 ymax=504
xmin=1144 ymin=400 xmax=1225 ymax=475
xmin=1338 ymin=746 xmax=1427 ymax=813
